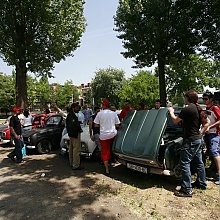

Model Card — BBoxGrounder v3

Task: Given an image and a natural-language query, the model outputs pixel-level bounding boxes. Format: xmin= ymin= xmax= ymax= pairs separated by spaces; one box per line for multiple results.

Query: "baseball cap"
xmin=12 ymin=106 xmax=22 ymax=112
xmin=102 ymin=99 xmax=110 ymax=107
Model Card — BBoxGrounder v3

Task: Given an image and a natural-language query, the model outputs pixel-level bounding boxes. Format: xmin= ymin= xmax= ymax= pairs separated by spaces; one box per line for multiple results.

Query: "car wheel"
xmin=36 ymin=139 xmax=52 ymax=154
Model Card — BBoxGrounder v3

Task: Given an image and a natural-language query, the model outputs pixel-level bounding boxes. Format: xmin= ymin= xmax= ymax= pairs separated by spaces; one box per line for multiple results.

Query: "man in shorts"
xmin=203 ymin=91 xmax=220 ymax=185
xmin=94 ymin=100 xmax=120 ymax=174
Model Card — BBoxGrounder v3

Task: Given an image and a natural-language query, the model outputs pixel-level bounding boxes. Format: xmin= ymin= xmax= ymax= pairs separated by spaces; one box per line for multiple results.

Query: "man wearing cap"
xmin=94 ymin=100 xmax=120 ymax=174
xmin=7 ymin=107 xmax=24 ymax=163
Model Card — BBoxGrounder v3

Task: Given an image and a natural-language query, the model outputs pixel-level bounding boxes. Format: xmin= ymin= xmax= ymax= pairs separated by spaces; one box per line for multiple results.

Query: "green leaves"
xmin=55 ymin=80 xmax=79 ymax=109
xmin=0 ymin=0 xmax=85 ymax=107
xmin=91 ymin=67 xmax=126 ymax=106
xmin=119 ymin=70 xmax=159 ymax=108
xmin=166 ymin=55 xmax=219 ymax=105
xmin=0 ymin=72 xmax=15 ymax=109
xmin=0 ymin=0 xmax=86 ymax=74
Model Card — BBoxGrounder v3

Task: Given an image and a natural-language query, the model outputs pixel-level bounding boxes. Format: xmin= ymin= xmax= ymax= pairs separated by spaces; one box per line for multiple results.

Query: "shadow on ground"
xmin=0 ymin=147 xmax=178 ymax=220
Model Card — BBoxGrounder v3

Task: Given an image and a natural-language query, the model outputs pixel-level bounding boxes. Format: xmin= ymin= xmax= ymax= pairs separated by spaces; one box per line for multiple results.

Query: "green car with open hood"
xmin=113 ymin=108 xmax=183 ymax=177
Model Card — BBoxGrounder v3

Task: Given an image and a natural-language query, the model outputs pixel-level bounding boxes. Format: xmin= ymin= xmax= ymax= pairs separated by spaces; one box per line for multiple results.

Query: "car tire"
xmin=36 ymin=139 xmax=52 ymax=154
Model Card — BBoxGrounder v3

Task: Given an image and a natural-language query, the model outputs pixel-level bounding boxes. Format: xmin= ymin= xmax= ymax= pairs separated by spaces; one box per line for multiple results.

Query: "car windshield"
xmin=46 ymin=116 xmax=61 ymax=126
xmin=166 ymin=110 xmax=183 ymax=133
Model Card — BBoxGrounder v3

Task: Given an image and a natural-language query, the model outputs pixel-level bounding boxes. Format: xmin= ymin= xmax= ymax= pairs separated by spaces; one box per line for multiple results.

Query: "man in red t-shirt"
xmin=203 ymin=91 xmax=220 ymax=185
xmin=119 ymin=100 xmax=133 ymax=121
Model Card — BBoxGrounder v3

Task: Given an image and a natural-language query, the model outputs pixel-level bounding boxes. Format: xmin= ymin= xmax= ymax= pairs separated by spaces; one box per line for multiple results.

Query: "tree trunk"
xmin=158 ymin=56 xmax=167 ymax=107
xmin=15 ymin=62 xmax=27 ymax=109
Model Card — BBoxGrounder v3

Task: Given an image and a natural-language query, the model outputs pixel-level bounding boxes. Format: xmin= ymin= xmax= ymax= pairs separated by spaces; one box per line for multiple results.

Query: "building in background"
xmin=78 ymin=83 xmax=92 ymax=107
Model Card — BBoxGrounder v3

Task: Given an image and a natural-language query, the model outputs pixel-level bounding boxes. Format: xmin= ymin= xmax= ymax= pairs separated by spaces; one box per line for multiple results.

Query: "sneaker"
xmin=192 ymin=182 xmax=206 ymax=190
xmin=214 ymin=173 xmax=220 ymax=185
xmin=72 ymin=166 xmax=84 ymax=170
xmin=7 ymin=154 xmax=15 ymax=162
xmin=174 ymin=189 xmax=193 ymax=197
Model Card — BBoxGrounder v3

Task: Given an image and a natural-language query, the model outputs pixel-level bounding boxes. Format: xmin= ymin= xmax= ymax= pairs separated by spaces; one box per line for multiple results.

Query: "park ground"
xmin=0 ymin=146 xmax=219 ymax=220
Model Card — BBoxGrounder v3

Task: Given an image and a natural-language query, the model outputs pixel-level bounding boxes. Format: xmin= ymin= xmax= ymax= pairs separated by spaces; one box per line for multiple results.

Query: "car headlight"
xmin=64 ymin=139 xmax=70 ymax=148
xmin=81 ymin=142 xmax=88 ymax=152
xmin=2 ymin=132 xmax=6 ymax=139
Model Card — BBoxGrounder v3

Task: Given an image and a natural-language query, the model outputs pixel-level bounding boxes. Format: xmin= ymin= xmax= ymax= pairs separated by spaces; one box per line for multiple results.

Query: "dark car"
xmin=0 ymin=114 xmax=48 ymax=146
xmin=113 ymin=108 xmax=184 ymax=177
xmin=23 ymin=115 xmax=65 ymax=154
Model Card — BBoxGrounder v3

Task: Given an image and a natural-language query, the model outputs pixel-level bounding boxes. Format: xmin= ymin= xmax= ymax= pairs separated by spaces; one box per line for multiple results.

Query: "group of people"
xmin=6 ymin=107 xmax=53 ymax=163
xmin=66 ymin=98 xmax=162 ymax=174
xmin=168 ymin=90 xmax=220 ymax=197
xmin=66 ymin=100 xmax=121 ymax=173
xmin=6 ymin=91 xmax=219 ymax=198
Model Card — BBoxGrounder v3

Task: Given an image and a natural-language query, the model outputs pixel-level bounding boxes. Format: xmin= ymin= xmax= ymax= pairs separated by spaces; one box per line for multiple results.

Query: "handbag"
xmin=22 ymin=144 xmax=26 ymax=157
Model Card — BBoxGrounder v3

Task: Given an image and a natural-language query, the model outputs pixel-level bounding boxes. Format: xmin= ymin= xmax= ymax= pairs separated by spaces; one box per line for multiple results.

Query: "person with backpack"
xmin=168 ymin=90 xmax=209 ymax=197
xmin=203 ymin=91 xmax=220 ymax=185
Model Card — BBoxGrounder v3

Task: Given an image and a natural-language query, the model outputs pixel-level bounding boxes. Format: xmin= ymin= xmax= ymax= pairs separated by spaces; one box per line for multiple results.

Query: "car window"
xmin=46 ymin=116 xmax=61 ymax=125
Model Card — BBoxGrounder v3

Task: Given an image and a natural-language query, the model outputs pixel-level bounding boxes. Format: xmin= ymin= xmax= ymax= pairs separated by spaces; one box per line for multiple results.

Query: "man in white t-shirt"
xmin=94 ymin=99 xmax=120 ymax=174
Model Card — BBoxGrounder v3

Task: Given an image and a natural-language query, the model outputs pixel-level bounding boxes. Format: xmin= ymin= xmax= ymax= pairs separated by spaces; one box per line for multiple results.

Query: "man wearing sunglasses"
xmin=203 ymin=91 xmax=220 ymax=185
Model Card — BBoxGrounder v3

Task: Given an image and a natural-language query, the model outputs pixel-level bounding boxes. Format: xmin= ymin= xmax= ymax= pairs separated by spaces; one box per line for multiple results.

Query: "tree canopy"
xmin=54 ymin=80 xmax=79 ymax=109
xmin=165 ymin=55 xmax=213 ymax=105
xmin=114 ymin=0 xmax=218 ymax=106
xmin=0 ymin=0 xmax=85 ymax=108
xmin=91 ymin=67 xmax=126 ymax=106
xmin=0 ymin=72 xmax=15 ymax=112
xmin=119 ymin=70 xmax=159 ymax=108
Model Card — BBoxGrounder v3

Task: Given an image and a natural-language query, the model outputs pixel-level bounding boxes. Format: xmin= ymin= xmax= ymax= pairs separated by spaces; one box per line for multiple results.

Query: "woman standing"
xmin=23 ymin=109 xmax=33 ymax=132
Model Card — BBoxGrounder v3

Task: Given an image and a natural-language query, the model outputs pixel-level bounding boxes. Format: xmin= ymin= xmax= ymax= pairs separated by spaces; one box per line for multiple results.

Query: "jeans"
xmin=9 ymin=137 xmax=24 ymax=162
xmin=180 ymin=139 xmax=207 ymax=192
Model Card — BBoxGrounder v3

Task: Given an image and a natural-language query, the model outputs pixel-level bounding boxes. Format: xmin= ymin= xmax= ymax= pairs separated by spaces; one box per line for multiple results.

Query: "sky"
xmin=0 ymin=0 xmax=147 ymax=86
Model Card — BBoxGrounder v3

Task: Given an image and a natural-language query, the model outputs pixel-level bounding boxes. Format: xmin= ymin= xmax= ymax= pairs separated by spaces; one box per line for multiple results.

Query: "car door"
xmin=45 ymin=115 xmax=65 ymax=147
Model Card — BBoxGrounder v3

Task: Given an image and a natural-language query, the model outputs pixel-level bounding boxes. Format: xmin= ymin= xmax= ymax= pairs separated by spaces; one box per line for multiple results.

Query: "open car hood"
xmin=113 ymin=108 xmax=168 ymax=162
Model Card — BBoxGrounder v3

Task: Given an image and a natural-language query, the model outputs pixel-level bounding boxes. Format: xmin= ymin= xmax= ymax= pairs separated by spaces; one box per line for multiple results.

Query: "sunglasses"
xmin=202 ymin=98 xmax=208 ymax=101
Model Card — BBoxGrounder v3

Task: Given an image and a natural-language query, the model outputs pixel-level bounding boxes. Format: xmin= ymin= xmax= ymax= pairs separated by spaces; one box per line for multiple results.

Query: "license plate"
xmin=127 ymin=163 xmax=148 ymax=174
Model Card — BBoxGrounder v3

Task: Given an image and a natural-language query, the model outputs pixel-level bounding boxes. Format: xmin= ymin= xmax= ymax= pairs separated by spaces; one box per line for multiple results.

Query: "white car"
xmin=60 ymin=125 xmax=100 ymax=159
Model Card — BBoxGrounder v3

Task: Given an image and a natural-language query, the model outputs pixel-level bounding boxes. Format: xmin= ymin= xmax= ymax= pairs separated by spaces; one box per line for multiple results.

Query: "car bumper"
xmin=26 ymin=145 xmax=36 ymax=149
xmin=0 ymin=139 xmax=10 ymax=144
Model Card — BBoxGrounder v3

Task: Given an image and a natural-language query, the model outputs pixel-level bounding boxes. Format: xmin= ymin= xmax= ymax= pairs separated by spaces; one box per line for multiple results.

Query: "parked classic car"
xmin=0 ymin=124 xmax=11 ymax=145
xmin=61 ymin=125 xmax=99 ymax=159
xmin=23 ymin=114 xmax=65 ymax=154
xmin=0 ymin=114 xmax=48 ymax=146
xmin=113 ymin=108 xmax=184 ymax=177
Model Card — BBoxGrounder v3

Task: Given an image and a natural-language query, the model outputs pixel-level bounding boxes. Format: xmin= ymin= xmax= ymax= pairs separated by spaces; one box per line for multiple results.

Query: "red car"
xmin=0 ymin=114 xmax=48 ymax=146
